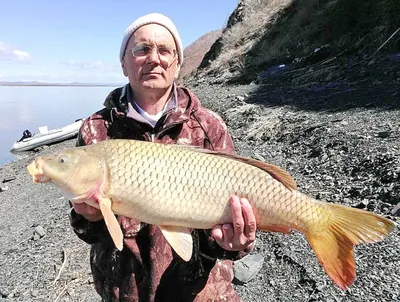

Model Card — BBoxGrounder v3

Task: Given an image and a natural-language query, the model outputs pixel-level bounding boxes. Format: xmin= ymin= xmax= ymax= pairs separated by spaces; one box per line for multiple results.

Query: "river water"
xmin=0 ymin=85 xmax=121 ymax=165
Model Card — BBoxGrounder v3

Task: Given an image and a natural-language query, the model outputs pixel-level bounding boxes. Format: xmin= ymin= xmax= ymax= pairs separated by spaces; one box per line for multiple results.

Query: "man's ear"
xmin=174 ymin=63 xmax=181 ymax=79
xmin=121 ymin=59 xmax=128 ymax=77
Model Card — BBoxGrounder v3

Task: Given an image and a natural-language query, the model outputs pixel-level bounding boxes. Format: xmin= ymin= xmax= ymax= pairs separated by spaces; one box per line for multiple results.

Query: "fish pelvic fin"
xmin=98 ymin=196 xmax=123 ymax=251
xmin=306 ymin=204 xmax=396 ymax=290
xmin=159 ymin=226 xmax=193 ymax=261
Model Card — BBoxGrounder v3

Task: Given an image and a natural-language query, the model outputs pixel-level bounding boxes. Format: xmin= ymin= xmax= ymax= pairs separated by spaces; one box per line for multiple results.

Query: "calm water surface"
xmin=0 ymin=86 xmax=121 ymax=165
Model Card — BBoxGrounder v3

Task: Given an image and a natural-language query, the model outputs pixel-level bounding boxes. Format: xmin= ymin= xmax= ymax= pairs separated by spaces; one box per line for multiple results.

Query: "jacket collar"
xmin=103 ymin=83 xmax=200 ymax=129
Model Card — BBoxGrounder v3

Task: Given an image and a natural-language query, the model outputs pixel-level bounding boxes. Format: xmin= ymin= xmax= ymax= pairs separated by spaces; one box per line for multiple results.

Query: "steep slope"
xmin=193 ymin=0 xmax=400 ymax=83
xmin=178 ymin=29 xmax=222 ymax=82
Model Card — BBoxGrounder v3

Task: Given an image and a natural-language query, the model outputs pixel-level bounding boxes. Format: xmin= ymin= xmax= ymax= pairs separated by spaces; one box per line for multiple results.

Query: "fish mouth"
xmin=27 ymin=158 xmax=50 ymax=183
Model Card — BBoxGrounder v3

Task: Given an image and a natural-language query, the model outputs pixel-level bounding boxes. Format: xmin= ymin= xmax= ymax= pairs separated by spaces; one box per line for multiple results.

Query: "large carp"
xmin=27 ymin=139 xmax=396 ymax=290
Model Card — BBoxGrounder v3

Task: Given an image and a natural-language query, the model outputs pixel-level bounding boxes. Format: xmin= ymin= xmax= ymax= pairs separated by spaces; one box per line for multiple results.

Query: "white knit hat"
xmin=119 ymin=13 xmax=183 ymax=65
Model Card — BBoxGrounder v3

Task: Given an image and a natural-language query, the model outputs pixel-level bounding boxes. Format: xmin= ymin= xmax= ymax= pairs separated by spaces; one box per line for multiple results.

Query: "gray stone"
xmin=392 ymin=202 xmax=400 ymax=216
xmin=378 ymin=131 xmax=390 ymax=138
xmin=34 ymin=225 xmax=46 ymax=238
xmin=31 ymin=289 xmax=39 ymax=297
xmin=233 ymin=253 xmax=264 ymax=284
xmin=236 ymin=95 xmax=245 ymax=102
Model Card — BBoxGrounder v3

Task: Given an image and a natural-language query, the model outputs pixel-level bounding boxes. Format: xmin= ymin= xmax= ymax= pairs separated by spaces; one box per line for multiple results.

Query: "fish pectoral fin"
xmin=159 ymin=225 xmax=193 ymax=262
xmin=98 ymin=196 xmax=123 ymax=251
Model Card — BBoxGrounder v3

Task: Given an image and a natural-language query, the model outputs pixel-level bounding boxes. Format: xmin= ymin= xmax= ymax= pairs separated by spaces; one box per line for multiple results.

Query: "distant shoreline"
xmin=0 ymin=82 xmax=124 ymax=87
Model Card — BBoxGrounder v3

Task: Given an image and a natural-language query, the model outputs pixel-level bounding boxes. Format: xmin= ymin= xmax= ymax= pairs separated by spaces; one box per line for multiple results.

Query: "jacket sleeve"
xmin=68 ymin=116 xmax=112 ymax=245
xmin=201 ymin=109 xmax=235 ymax=154
xmin=69 ymin=203 xmax=112 ymax=244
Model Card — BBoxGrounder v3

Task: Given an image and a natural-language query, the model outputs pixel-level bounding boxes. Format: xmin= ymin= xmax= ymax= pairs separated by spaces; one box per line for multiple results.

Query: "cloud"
xmin=0 ymin=41 xmax=32 ymax=62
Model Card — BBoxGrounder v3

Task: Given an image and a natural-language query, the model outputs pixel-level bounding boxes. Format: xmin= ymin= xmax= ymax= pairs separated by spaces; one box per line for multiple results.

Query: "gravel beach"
xmin=0 ymin=54 xmax=399 ymax=301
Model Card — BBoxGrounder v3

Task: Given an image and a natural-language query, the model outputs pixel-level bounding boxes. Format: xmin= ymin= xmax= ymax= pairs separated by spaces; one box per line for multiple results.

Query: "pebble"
xmin=33 ymin=225 xmax=46 ymax=239
xmin=392 ymin=202 xmax=400 ymax=216
xmin=377 ymin=131 xmax=390 ymax=138
xmin=236 ymin=95 xmax=245 ymax=102
xmin=233 ymin=253 xmax=264 ymax=284
xmin=0 ymin=287 xmax=10 ymax=298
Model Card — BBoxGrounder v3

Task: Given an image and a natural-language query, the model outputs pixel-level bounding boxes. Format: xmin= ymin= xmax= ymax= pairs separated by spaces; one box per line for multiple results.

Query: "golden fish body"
xmin=27 ymin=139 xmax=396 ymax=290
xmin=98 ymin=140 xmax=320 ymax=231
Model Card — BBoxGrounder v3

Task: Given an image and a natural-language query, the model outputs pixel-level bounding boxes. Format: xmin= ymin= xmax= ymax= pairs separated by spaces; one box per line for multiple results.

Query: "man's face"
xmin=121 ymin=24 xmax=180 ymax=93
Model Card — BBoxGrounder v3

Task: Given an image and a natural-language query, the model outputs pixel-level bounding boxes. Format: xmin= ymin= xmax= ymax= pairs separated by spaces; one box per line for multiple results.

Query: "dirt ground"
xmin=0 ymin=54 xmax=399 ymax=301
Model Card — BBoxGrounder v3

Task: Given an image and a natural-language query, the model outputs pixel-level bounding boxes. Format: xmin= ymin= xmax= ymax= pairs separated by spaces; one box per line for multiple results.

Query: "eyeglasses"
xmin=128 ymin=44 xmax=177 ymax=61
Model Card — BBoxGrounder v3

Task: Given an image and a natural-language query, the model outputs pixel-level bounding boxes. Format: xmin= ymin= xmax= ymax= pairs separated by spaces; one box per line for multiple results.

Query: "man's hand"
xmin=212 ymin=196 xmax=257 ymax=252
xmin=72 ymin=202 xmax=103 ymax=222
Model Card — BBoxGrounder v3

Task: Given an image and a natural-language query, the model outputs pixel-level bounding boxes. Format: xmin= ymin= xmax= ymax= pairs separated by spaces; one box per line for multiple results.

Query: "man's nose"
xmin=146 ymin=48 xmax=161 ymax=63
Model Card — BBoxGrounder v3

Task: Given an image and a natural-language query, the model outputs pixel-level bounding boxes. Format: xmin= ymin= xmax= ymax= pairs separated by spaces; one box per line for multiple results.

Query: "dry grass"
xmin=194 ymin=0 xmax=400 ymax=82
xmin=200 ymin=0 xmax=294 ymax=76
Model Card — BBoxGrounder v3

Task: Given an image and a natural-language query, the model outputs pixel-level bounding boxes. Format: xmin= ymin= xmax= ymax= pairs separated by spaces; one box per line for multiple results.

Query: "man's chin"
xmin=140 ymin=80 xmax=168 ymax=90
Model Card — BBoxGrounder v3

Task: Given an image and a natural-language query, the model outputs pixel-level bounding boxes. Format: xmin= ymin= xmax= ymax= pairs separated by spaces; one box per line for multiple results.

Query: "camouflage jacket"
xmin=69 ymin=84 xmax=247 ymax=301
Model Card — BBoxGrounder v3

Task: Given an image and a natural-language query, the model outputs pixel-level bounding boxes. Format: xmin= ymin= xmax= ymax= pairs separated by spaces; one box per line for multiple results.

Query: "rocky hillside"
xmin=193 ymin=0 xmax=400 ymax=83
xmin=178 ymin=29 xmax=222 ymax=81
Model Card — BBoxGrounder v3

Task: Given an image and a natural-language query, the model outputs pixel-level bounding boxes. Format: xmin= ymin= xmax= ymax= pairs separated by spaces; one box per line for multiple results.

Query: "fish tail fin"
xmin=305 ymin=204 xmax=396 ymax=290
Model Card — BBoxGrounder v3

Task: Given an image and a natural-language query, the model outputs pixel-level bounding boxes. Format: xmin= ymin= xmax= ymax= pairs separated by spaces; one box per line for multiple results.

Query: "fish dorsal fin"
xmin=237 ymin=157 xmax=297 ymax=190
xmin=182 ymin=146 xmax=297 ymax=190
xmin=98 ymin=196 xmax=124 ymax=251
xmin=159 ymin=225 xmax=193 ymax=261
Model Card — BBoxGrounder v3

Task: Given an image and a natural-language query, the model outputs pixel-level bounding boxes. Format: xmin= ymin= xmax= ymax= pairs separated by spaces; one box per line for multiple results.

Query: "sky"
xmin=0 ymin=0 xmax=239 ymax=84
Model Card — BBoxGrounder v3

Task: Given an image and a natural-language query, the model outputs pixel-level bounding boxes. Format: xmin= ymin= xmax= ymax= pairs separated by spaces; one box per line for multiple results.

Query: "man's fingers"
xmin=73 ymin=202 xmax=103 ymax=222
xmin=73 ymin=202 xmax=89 ymax=215
xmin=213 ymin=196 xmax=257 ymax=251
xmin=240 ymin=198 xmax=257 ymax=239
xmin=222 ymin=224 xmax=234 ymax=248
xmin=230 ymin=195 xmax=244 ymax=235
xmin=211 ymin=225 xmax=223 ymax=241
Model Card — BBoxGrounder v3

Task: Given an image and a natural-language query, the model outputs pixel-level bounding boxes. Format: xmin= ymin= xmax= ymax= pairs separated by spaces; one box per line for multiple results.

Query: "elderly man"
xmin=70 ymin=13 xmax=256 ymax=301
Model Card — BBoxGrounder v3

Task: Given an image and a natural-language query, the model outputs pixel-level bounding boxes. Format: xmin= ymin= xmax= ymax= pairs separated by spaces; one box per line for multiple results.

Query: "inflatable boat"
xmin=10 ymin=119 xmax=83 ymax=152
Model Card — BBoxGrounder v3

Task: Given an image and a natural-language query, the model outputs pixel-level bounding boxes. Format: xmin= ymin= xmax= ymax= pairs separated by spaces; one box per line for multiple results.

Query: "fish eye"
xmin=58 ymin=155 xmax=68 ymax=164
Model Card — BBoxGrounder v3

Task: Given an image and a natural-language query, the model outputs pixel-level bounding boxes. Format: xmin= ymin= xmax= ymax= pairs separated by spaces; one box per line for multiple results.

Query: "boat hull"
xmin=11 ymin=120 xmax=83 ymax=152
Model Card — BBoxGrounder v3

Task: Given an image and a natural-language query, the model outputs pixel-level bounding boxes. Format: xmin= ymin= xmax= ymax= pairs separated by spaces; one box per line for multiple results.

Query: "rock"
xmin=70 ymin=271 xmax=81 ymax=280
xmin=353 ymin=199 xmax=369 ymax=209
xmin=0 ymin=287 xmax=10 ymax=298
xmin=377 ymin=131 xmax=390 ymax=138
xmin=33 ymin=225 xmax=46 ymax=239
xmin=236 ymin=95 xmax=245 ymax=102
xmin=233 ymin=253 xmax=264 ymax=284
xmin=31 ymin=289 xmax=39 ymax=297
xmin=392 ymin=202 xmax=400 ymax=216
xmin=0 ymin=186 xmax=9 ymax=192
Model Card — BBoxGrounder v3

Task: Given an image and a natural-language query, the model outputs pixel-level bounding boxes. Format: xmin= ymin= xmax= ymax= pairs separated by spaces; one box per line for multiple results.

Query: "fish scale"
xmin=103 ymin=141 xmax=297 ymax=228
xmin=27 ymin=139 xmax=396 ymax=290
